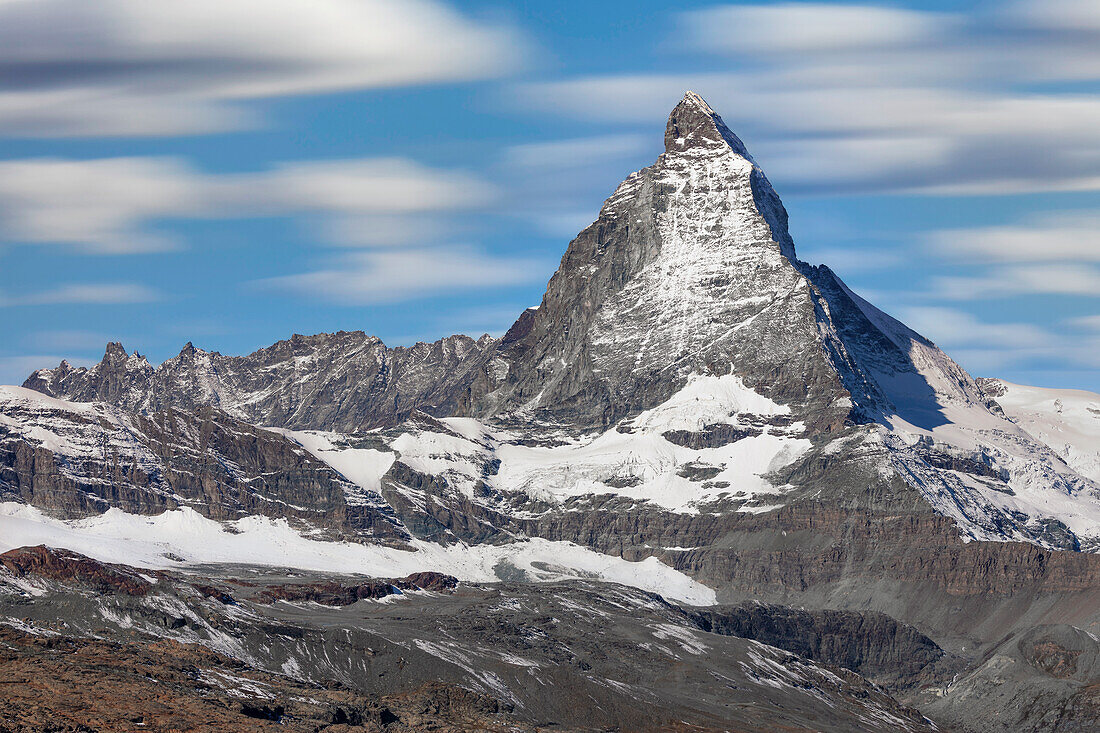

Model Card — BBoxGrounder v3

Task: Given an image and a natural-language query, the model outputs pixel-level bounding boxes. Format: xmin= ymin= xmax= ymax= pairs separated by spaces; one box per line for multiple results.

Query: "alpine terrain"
xmin=3 ymin=93 xmax=1100 ymax=732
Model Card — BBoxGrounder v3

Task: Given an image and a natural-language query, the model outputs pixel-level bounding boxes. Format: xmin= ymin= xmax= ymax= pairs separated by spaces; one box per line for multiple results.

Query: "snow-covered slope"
xmin=0 ymin=502 xmax=715 ymax=605
xmin=982 ymin=380 xmax=1100 ymax=484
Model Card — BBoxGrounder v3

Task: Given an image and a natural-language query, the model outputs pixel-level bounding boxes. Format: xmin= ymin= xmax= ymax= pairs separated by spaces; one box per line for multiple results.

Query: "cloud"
xmin=0 ymin=0 xmax=523 ymax=137
xmin=496 ymin=135 xmax=655 ymax=241
xmin=1 ymin=283 xmax=161 ymax=306
xmin=1010 ymin=0 xmax=1100 ymax=31
xmin=1068 ymin=314 xmax=1100 ymax=331
xmin=524 ymin=211 xmax=601 ymax=238
xmin=433 ymin=304 xmax=528 ymax=337
xmin=504 ymin=135 xmax=652 ymax=171
xmin=682 ymin=4 xmax=949 ymax=54
xmin=26 ymin=330 xmax=132 ymax=351
xmin=931 ymin=264 xmax=1100 ymax=300
xmin=318 ymin=215 xmax=452 ymax=248
xmin=797 ymin=246 xmax=904 ymax=273
xmin=0 ymin=156 xmax=495 ymax=253
xmin=0 ymin=157 xmax=203 ymax=253
xmin=896 ymin=305 xmax=1100 ymax=374
xmin=231 ymin=158 xmax=495 ymax=215
xmin=513 ymin=3 xmax=1100 ymax=196
xmin=927 ymin=211 xmax=1100 ymax=263
xmin=259 ymin=246 xmax=548 ymax=305
xmin=897 ymin=306 xmax=1055 ymax=349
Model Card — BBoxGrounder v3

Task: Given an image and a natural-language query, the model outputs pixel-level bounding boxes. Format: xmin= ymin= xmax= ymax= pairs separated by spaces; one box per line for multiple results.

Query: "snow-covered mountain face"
xmin=471 ymin=92 xmax=849 ymax=432
xmin=15 ymin=92 xmax=1100 ymax=556
xmin=980 ymin=379 xmax=1100 ymax=485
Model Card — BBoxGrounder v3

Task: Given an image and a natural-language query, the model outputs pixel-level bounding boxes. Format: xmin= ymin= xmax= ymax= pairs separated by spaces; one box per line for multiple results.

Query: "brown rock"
xmin=0 ymin=545 xmax=153 ymax=597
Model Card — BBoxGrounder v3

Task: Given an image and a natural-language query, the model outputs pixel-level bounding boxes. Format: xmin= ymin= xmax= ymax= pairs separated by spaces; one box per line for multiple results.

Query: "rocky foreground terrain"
xmin=2 ymin=93 xmax=1100 ymax=731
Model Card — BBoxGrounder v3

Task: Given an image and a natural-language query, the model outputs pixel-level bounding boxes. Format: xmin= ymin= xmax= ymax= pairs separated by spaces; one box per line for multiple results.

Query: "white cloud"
xmin=0 ymin=157 xmax=202 ymax=253
xmin=0 ymin=0 xmax=523 ymax=137
xmin=927 ymin=211 xmax=1100 ymax=262
xmin=1068 ymin=314 xmax=1100 ymax=331
xmin=504 ymin=135 xmax=652 ymax=171
xmin=259 ymin=246 xmax=548 ymax=305
xmin=896 ymin=305 xmax=1100 ymax=374
xmin=0 ymin=156 xmax=495 ymax=253
xmin=513 ymin=3 xmax=1100 ymax=196
xmin=796 ymin=246 xmax=904 ymax=273
xmin=26 ymin=330 xmax=132 ymax=351
xmin=932 ymin=264 xmax=1100 ymax=300
xmin=230 ymin=158 xmax=495 ymax=215
xmin=525 ymin=210 xmax=601 ymax=238
xmin=1010 ymin=0 xmax=1100 ymax=31
xmin=897 ymin=306 xmax=1055 ymax=349
xmin=319 ymin=215 xmax=452 ymax=248
xmin=433 ymin=304 xmax=528 ymax=337
xmin=682 ymin=4 xmax=948 ymax=54
xmin=0 ymin=283 xmax=160 ymax=306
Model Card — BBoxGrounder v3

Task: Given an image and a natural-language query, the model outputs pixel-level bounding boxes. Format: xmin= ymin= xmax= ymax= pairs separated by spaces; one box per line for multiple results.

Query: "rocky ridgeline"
xmin=1 ymin=545 xmax=156 ymax=596
xmin=25 ymin=332 xmax=497 ymax=432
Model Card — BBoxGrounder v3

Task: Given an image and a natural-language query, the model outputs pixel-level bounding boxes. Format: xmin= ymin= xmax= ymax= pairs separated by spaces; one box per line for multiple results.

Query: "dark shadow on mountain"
xmin=797 ymin=263 xmax=952 ymax=432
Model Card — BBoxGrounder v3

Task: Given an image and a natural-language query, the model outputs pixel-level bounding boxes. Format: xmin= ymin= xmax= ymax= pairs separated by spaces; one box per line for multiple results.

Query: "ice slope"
xmin=986 ymin=380 xmax=1100 ymax=484
xmin=270 ymin=429 xmax=395 ymax=505
xmin=0 ymin=502 xmax=716 ymax=605
xmin=882 ymin=379 xmax=1100 ymax=551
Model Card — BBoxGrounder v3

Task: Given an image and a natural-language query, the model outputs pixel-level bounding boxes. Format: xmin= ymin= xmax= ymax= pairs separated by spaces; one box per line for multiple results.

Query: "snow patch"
xmin=0 ymin=503 xmax=716 ymax=605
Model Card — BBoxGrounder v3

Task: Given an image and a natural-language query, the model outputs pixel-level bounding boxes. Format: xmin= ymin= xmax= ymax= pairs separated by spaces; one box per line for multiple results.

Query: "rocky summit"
xmin=3 ymin=92 xmax=1100 ymax=732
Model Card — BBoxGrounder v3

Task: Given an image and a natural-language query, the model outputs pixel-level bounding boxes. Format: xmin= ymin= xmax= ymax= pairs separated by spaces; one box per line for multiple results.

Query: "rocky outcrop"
xmin=689 ymin=602 xmax=961 ymax=691
xmin=254 ymin=572 xmax=458 ymax=605
xmin=0 ymin=545 xmax=154 ymax=596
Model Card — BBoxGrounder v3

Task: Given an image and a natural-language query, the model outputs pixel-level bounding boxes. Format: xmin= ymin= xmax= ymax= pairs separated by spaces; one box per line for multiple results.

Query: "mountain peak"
xmin=664 ymin=91 xmax=752 ymax=158
xmin=103 ymin=342 xmax=128 ymax=362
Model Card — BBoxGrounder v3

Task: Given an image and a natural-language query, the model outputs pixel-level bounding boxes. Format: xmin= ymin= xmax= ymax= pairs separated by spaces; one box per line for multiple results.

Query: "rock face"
xmin=471 ymin=92 xmax=849 ymax=431
xmin=0 ymin=385 xmax=406 ymax=540
xmin=254 ymin=571 xmax=458 ymax=605
xmin=690 ymin=602 xmax=963 ymax=692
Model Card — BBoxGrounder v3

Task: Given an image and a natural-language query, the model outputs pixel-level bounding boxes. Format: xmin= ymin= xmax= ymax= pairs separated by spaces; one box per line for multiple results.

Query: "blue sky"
xmin=1 ymin=0 xmax=1098 ymax=391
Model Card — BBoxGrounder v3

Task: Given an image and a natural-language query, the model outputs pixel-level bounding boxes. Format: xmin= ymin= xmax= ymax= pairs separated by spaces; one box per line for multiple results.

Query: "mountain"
xmin=24 ymin=331 xmax=496 ymax=432
xmin=5 ymin=92 xmax=1100 ymax=732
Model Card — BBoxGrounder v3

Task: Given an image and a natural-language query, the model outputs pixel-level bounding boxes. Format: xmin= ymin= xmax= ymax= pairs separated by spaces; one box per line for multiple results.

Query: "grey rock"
xmin=26 ymin=331 xmax=497 ymax=432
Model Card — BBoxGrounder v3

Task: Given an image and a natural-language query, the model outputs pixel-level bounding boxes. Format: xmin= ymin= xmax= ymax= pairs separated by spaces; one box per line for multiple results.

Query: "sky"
xmin=0 ymin=0 xmax=1098 ymax=392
